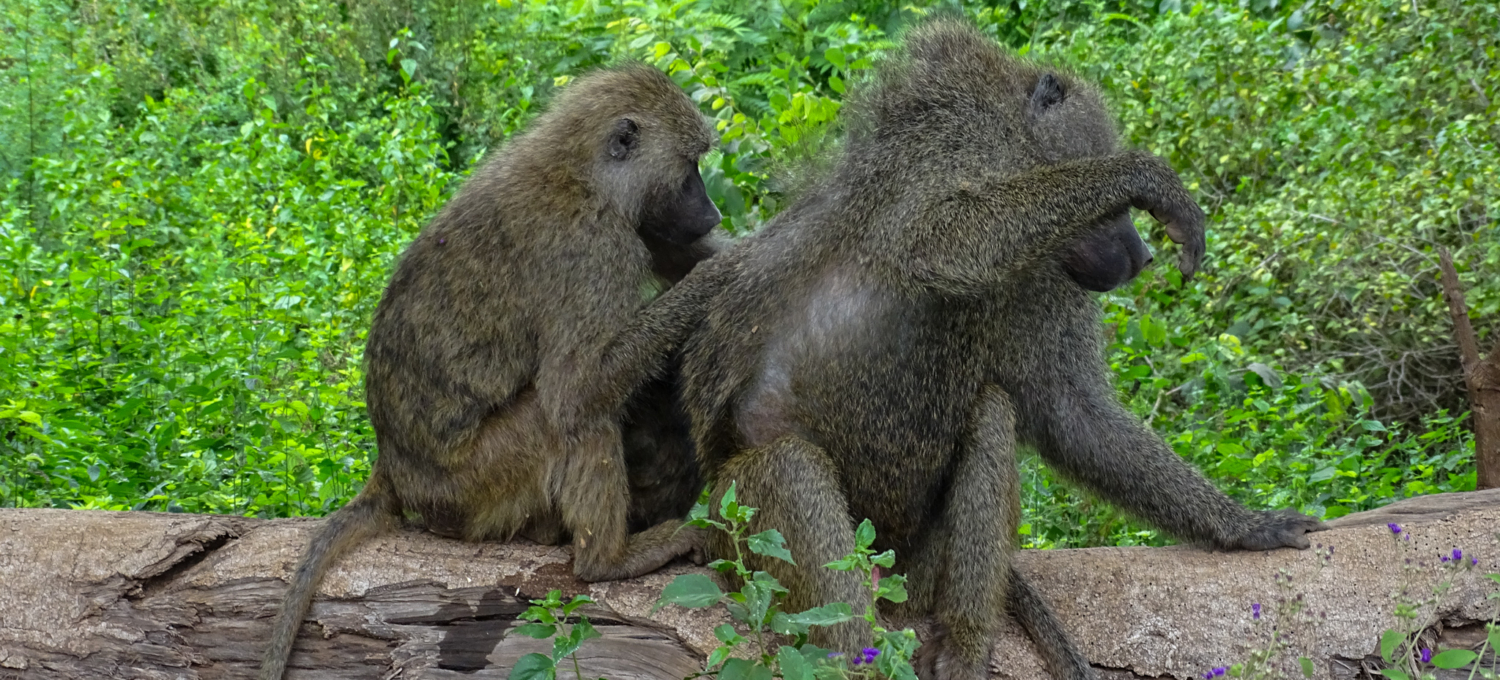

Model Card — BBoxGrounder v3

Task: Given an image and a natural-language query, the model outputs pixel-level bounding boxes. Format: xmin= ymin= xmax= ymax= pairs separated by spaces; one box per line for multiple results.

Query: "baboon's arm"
xmin=877 ymin=151 xmax=1204 ymax=296
xmin=1022 ymin=382 xmax=1323 ymax=550
xmin=549 ymin=253 xmax=735 ymax=433
xmin=1030 ymin=386 xmax=1251 ymax=544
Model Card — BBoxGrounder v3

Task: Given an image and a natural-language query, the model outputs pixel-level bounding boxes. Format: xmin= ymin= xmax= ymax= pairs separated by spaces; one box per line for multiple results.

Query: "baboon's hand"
xmin=1232 ymin=509 xmax=1328 ymax=551
xmin=683 ymin=525 xmax=710 ymax=566
xmin=1128 ymin=153 xmax=1207 ymax=280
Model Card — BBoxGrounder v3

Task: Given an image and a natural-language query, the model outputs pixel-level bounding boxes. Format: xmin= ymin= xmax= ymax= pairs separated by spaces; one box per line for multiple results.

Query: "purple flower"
xmin=1214 ymin=667 xmax=1228 ymax=677
xmin=1387 ymin=523 xmax=1402 ymax=534
xmin=1452 ymin=548 xmax=1463 ymax=562
xmin=1420 ymin=648 xmax=1432 ymax=664
xmin=1440 ymin=555 xmax=1450 ymax=563
xmin=1328 ymin=546 xmax=1334 ymax=556
xmin=861 ymin=647 xmax=880 ymax=664
xmin=1473 ymin=555 xmax=1479 ymax=566
xmin=1252 ymin=603 xmax=1261 ymax=620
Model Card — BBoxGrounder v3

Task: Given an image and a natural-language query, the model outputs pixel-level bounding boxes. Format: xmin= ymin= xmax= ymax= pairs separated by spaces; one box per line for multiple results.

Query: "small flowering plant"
xmin=1201 ymin=542 xmax=1337 ymax=680
xmin=651 ymin=483 xmax=920 ymax=680
xmin=1374 ymin=523 xmax=1499 ymax=680
xmin=823 ymin=518 xmax=921 ymax=679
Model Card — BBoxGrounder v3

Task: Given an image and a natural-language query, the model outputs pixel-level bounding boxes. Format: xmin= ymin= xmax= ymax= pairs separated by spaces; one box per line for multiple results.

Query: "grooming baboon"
xmin=679 ymin=18 xmax=1323 ymax=680
xmin=622 ymin=232 xmax=728 ymax=532
xmin=260 ymin=64 xmax=727 ymax=680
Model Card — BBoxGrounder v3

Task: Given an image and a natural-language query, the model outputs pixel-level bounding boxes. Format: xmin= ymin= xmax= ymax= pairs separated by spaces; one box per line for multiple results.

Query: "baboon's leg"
xmin=712 ymin=436 xmax=870 ymax=653
xmin=913 ymin=386 xmax=1015 ymax=680
xmin=1008 ymin=567 xmax=1096 ymax=680
xmin=561 ymin=418 xmax=701 ymax=581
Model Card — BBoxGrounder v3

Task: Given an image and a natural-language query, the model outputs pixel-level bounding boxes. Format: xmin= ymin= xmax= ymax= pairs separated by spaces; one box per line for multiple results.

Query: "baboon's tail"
xmin=1008 ymin=565 xmax=1098 ymax=680
xmin=259 ymin=473 xmax=399 ymax=680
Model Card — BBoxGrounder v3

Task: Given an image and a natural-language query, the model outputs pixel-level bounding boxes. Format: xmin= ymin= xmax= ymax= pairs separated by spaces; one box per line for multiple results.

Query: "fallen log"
xmin=0 ymin=490 xmax=1496 ymax=680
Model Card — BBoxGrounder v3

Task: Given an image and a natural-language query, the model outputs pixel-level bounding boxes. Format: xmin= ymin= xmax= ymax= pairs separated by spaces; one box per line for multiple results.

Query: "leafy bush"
xmin=0 ymin=0 xmax=1490 ymax=547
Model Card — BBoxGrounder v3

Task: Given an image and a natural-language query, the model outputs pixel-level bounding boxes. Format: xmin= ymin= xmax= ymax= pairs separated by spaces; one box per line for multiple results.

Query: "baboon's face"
xmin=605 ymin=117 xmax=721 ymax=247
xmin=1027 ymin=73 xmax=1153 ymax=292
xmin=1062 ymin=211 xmax=1153 ymax=292
xmin=637 ymin=161 xmax=720 ymax=246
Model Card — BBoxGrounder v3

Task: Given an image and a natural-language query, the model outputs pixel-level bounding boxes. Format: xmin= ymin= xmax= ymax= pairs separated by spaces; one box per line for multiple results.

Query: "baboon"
xmin=679 ymin=18 xmax=1323 ymax=680
xmin=260 ymin=64 xmax=728 ymax=680
xmin=622 ymin=232 xmax=729 ymax=531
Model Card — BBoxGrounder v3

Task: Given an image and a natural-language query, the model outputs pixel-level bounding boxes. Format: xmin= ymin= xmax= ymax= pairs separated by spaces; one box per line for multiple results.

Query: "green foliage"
xmin=0 ymin=0 xmax=1492 ymax=550
xmin=654 ymin=486 xmax=918 ymax=679
xmin=509 ymin=590 xmax=603 ymax=680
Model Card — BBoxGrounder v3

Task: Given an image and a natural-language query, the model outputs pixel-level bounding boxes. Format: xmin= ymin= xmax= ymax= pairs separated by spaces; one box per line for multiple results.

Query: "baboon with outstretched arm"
xmin=260 ymin=64 xmax=727 ymax=680
xmin=679 ymin=19 xmax=1322 ymax=680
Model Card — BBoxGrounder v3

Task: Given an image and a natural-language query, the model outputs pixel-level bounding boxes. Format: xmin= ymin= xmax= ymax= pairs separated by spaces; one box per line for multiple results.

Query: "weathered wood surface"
xmin=1 ymin=490 xmax=1496 ymax=680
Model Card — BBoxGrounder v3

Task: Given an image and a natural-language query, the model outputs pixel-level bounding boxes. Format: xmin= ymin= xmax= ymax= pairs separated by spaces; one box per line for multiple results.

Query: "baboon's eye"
xmin=1030 ymin=74 xmax=1066 ymax=113
xmin=608 ymin=118 xmax=639 ymax=160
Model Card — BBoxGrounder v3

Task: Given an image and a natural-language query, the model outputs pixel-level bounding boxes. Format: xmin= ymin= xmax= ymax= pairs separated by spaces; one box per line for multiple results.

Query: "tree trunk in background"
xmin=0 ymin=491 xmax=1498 ymax=680
xmin=1438 ymin=247 xmax=1500 ymax=490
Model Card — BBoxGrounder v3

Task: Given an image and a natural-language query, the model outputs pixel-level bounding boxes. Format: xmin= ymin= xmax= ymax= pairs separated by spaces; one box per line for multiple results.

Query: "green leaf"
xmin=513 ymin=623 xmax=556 ymax=639
xmin=573 ymin=617 xmax=600 ymax=643
xmin=1380 ymin=630 xmax=1404 ymax=663
xmin=718 ymin=658 xmax=772 ymax=680
xmin=652 ymin=574 xmax=723 ymax=614
xmin=713 ymin=623 xmax=745 ymax=645
xmin=854 ymin=519 xmax=876 ymax=550
xmin=562 ymin=594 xmax=593 ymax=616
xmin=1246 ymin=363 xmax=1282 ymax=389
xmin=824 ymin=47 xmax=846 ymax=69
xmin=770 ymin=611 xmax=807 ymax=636
xmin=1378 ymin=669 xmax=1410 ymax=680
xmin=748 ymin=529 xmax=796 ymax=565
xmin=508 ymin=653 xmax=555 ymax=680
xmin=552 ymin=632 xmax=582 ymax=662
xmin=877 ymin=573 xmax=909 ymax=604
xmin=1430 ymin=650 xmax=1478 ymax=669
xmin=779 ymin=645 xmax=814 ymax=680
xmin=785 ymin=602 xmax=854 ymax=627
xmin=706 ymin=646 xmax=732 ymax=670
xmin=1299 ymin=656 xmax=1315 ymax=678
xmin=823 ymin=556 xmax=858 ymax=571
xmin=1216 ymin=441 xmax=1246 ymax=455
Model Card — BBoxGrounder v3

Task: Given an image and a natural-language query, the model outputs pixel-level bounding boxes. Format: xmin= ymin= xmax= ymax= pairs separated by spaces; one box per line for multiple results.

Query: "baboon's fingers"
xmin=1235 ymin=509 xmax=1326 ymax=551
xmin=1150 ymin=203 xmax=1206 ymax=280
xmin=1134 ymin=152 xmax=1207 ymax=280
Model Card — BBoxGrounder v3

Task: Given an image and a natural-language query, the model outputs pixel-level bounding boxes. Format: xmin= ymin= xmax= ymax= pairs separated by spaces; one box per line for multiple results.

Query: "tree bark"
xmin=1438 ymin=247 xmax=1500 ymax=490
xmin=0 ymin=490 xmax=1497 ymax=680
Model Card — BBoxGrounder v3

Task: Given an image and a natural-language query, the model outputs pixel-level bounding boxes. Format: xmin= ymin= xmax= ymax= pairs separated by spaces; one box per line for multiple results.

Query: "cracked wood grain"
xmin=0 ymin=490 xmax=1497 ymax=680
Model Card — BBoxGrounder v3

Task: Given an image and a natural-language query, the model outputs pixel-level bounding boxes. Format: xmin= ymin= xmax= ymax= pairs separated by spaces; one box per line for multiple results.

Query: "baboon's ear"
xmin=608 ymin=118 xmax=639 ymax=160
xmin=1030 ymin=74 xmax=1066 ymax=113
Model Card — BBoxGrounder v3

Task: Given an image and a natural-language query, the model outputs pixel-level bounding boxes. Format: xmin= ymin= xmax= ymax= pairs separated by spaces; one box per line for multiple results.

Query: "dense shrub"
xmin=0 ymin=0 xmax=1491 ymax=547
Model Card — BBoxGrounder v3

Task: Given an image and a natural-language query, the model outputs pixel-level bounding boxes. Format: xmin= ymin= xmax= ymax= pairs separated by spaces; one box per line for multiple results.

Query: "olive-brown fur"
xmin=679 ymin=18 xmax=1322 ymax=680
xmin=260 ymin=64 xmax=728 ymax=680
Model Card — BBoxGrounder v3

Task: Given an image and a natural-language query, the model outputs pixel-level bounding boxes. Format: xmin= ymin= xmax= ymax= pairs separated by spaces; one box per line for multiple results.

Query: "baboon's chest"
xmin=734 ymin=268 xmax=986 ymax=529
